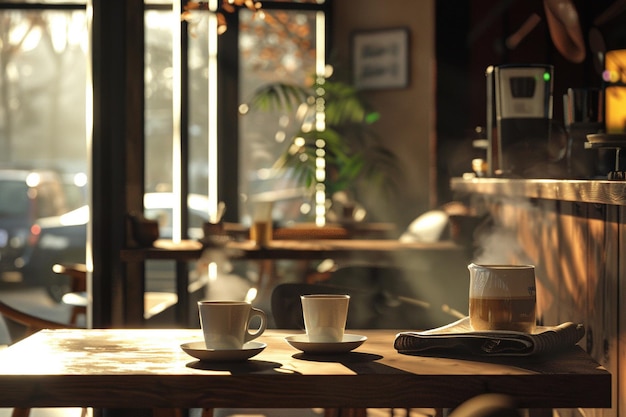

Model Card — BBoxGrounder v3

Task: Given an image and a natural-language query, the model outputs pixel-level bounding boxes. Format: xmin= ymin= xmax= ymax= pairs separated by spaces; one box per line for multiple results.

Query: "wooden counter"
xmin=450 ymin=177 xmax=626 ymax=206
xmin=450 ymin=177 xmax=625 ymax=417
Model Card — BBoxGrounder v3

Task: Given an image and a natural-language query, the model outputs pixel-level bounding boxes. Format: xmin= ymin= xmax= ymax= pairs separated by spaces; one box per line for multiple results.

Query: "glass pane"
xmin=144 ymin=8 xmax=210 ymax=207
xmin=0 ymin=10 xmax=87 ymax=169
xmin=144 ymin=9 xmax=211 ymax=293
xmin=187 ymin=10 xmax=210 ymax=197
xmin=145 ymin=9 xmax=174 ymax=193
xmin=238 ymin=8 xmax=319 ymax=225
xmin=0 ymin=9 xmax=88 ymax=304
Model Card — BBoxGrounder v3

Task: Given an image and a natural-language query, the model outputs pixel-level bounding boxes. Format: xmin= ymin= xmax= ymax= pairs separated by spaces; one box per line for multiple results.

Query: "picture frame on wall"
xmin=352 ymin=27 xmax=409 ymax=90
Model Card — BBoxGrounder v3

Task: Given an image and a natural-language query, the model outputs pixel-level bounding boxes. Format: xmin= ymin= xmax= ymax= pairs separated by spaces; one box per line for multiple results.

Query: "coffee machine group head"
xmin=486 ymin=64 xmax=554 ymax=177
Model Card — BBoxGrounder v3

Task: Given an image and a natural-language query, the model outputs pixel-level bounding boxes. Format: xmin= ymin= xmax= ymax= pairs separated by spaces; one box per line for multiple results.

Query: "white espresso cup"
xmin=301 ymin=294 xmax=350 ymax=343
xmin=468 ymin=263 xmax=537 ymax=333
xmin=198 ymin=301 xmax=267 ymax=350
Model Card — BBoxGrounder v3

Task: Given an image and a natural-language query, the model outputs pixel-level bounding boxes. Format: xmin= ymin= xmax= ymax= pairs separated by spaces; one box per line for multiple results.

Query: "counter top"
xmin=450 ymin=177 xmax=626 ymax=206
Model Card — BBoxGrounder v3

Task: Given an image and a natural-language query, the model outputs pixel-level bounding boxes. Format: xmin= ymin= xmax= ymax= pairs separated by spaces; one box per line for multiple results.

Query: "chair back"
xmin=272 ymin=283 xmax=352 ymax=329
xmin=448 ymin=394 xmax=521 ymax=417
xmin=0 ymin=298 xmax=75 ymax=346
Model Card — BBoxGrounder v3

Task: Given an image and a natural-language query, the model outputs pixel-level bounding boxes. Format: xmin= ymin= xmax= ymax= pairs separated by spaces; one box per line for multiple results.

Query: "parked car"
xmin=0 ymin=169 xmax=70 ymax=284
xmin=19 ymin=192 xmax=210 ymax=302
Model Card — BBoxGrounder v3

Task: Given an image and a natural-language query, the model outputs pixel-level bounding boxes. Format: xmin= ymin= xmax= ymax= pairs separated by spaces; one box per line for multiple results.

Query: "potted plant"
xmin=242 ymin=72 xmax=401 ymax=221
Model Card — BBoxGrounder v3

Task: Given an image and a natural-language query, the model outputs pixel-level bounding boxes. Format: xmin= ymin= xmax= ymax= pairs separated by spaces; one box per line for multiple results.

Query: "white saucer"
xmin=285 ymin=334 xmax=367 ymax=354
xmin=180 ymin=341 xmax=266 ymax=362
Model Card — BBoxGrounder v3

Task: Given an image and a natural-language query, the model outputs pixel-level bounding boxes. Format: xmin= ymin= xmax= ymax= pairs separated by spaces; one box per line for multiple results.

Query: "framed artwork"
xmin=352 ymin=28 xmax=410 ymax=90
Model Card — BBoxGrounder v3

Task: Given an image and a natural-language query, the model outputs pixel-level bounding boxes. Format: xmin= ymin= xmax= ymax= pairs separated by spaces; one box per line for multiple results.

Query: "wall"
xmin=332 ymin=0 xmax=436 ymax=229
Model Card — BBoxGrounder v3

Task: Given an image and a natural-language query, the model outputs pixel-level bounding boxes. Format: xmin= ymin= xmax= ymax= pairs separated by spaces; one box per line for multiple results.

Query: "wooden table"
xmin=222 ymin=222 xmax=398 ymax=240
xmin=121 ymin=238 xmax=463 ymax=262
xmin=223 ymin=239 xmax=463 ymax=261
xmin=0 ymin=329 xmax=610 ymax=411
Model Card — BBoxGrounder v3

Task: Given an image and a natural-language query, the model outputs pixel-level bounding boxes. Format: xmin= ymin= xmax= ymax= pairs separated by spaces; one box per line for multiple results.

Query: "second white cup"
xmin=301 ymin=294 xmax=350 ymax=343
xmin=198 ymin=301 xmax=267 ymax=350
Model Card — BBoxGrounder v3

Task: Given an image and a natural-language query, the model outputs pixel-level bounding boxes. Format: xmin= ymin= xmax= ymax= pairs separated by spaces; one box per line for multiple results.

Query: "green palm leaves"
xmin=244 ymin=76 xmax=398 ymax=198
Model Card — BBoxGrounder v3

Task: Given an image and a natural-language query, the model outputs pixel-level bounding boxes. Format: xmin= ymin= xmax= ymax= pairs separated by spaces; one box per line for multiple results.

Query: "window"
xmin=0 ymin=7 xmax=87 ymax=178
xmin=0 ymin=0 xmax=328 ymax=311
xmin=238 ymin=2 xmax=328 ymax=226
xmin=167 ymin=0 xmax=328 ymax=226
xmin=0 ymin=3 xmax=88 ymax=292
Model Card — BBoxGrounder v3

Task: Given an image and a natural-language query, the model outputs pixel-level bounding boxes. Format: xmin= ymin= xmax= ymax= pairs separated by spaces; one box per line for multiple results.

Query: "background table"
xmin=120 ymin=238 xmax=467 ymax=326
xmin=120 ymin=238 xmax=463 ymax=262
xmin=0 ymin=329 xmax=610 ymax=411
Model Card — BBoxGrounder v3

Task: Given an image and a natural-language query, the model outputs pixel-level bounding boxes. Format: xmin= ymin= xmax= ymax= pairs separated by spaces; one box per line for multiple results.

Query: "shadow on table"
xmin=292 ymin=352 xmax=383 ymax=363
xmin=186 ymin=360 xmax=285 ymax=373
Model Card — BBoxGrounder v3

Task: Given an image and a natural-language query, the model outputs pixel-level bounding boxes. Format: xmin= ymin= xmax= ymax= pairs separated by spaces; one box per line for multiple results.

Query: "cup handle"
xmin=244 ymin=307 xmax=267 ymax=343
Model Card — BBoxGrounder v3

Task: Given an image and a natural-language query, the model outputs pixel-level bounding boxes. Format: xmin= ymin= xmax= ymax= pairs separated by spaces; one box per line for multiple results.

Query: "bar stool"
xmin=0 ymin=297 xmax=83 ymax=417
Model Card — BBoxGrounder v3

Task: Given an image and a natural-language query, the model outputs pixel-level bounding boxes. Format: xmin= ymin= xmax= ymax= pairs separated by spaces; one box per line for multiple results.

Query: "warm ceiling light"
xmin=182 ymin=0 xmax=263 ymax=34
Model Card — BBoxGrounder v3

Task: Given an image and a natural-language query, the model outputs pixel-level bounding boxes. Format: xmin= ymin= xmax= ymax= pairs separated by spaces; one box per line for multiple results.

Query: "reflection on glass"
xmin=0 ymin=9 xmax=87 ymax=170
xmin=187 ymin=10 xmax=210 ymax=198
xmin=0 ymin=7 xmax=89 ymax=294
xmin=145 ymin=9 xmax=174 ymax=193
xmin=238 ymin=8 xmax=320 ymax=225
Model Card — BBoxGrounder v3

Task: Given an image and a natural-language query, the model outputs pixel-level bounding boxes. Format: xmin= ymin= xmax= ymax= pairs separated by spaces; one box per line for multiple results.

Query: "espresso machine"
xmin=486 ymin=64 xmax=554 ymax=176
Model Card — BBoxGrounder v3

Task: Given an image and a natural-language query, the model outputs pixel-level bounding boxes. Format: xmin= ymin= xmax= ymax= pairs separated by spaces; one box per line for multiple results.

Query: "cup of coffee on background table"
xmin=467 ymin=263 xmax=537 ymax=333
xmin=250 ymin=201 xmax=273 ymax=247
xmin=198 ymin=301 xmax=267 ymax=350
xmin=301 ymin=294 xmax=350 ymax=343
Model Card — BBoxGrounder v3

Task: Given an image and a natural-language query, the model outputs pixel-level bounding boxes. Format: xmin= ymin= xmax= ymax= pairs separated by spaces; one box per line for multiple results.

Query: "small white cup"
xmin=301 ymin=294 xmax=350 ymax=343
xmin=198 ymin=301 xmax=267 ymax=350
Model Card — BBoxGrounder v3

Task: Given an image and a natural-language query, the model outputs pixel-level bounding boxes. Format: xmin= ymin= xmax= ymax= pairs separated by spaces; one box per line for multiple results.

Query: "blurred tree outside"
xmin=0 ymin=10 xmax=87 ymax=173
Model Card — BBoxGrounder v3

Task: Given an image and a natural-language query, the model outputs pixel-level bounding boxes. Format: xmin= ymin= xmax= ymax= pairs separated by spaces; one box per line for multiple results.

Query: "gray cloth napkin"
xmin=394 ymin=317 xmax=585 ymax=357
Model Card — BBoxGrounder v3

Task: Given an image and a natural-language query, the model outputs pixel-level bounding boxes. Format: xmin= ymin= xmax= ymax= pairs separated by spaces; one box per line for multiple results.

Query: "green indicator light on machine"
xmin=543 ymin=72 xmax=551 ymax=82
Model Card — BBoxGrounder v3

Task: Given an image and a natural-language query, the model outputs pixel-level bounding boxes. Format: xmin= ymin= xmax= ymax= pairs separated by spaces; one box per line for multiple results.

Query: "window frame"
xmin=0 ymin=0 xmax=331 ymax=327
xmin=215 ymin=1 xmax=331 ymax=222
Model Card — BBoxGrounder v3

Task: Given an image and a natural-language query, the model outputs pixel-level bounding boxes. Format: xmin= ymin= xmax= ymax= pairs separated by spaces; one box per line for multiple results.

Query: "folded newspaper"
xmin=394 ymin=317 xmax=585 ymax=357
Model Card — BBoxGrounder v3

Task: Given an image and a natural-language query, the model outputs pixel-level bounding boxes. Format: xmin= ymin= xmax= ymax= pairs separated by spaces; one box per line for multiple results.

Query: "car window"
xmin=0 ymin=181 xmax=29 ymax=216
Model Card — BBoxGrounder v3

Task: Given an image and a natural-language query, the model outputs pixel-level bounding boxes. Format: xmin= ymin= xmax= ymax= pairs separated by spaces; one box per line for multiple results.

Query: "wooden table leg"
xmin=11 ymin=408 xmax=30 ymax=417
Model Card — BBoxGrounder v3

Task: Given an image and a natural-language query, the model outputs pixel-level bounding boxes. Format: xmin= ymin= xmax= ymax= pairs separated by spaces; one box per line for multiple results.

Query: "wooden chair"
xmin=447 ymin=394 xmax=520 ymax=417
xmin=0 ymin=297 xmax=77 ymax=340
xmin=0 ymin=297 xmax=82 ymax=417
xmin=52 ymin=263 xmax=178 ymax=324
xmin=0 ymin=299 xmax=187 ymax=417
xmin=251 ymin=224 xmax=351 ymax=301
xmin=274 ymin=265 xmax=458 ymax=330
